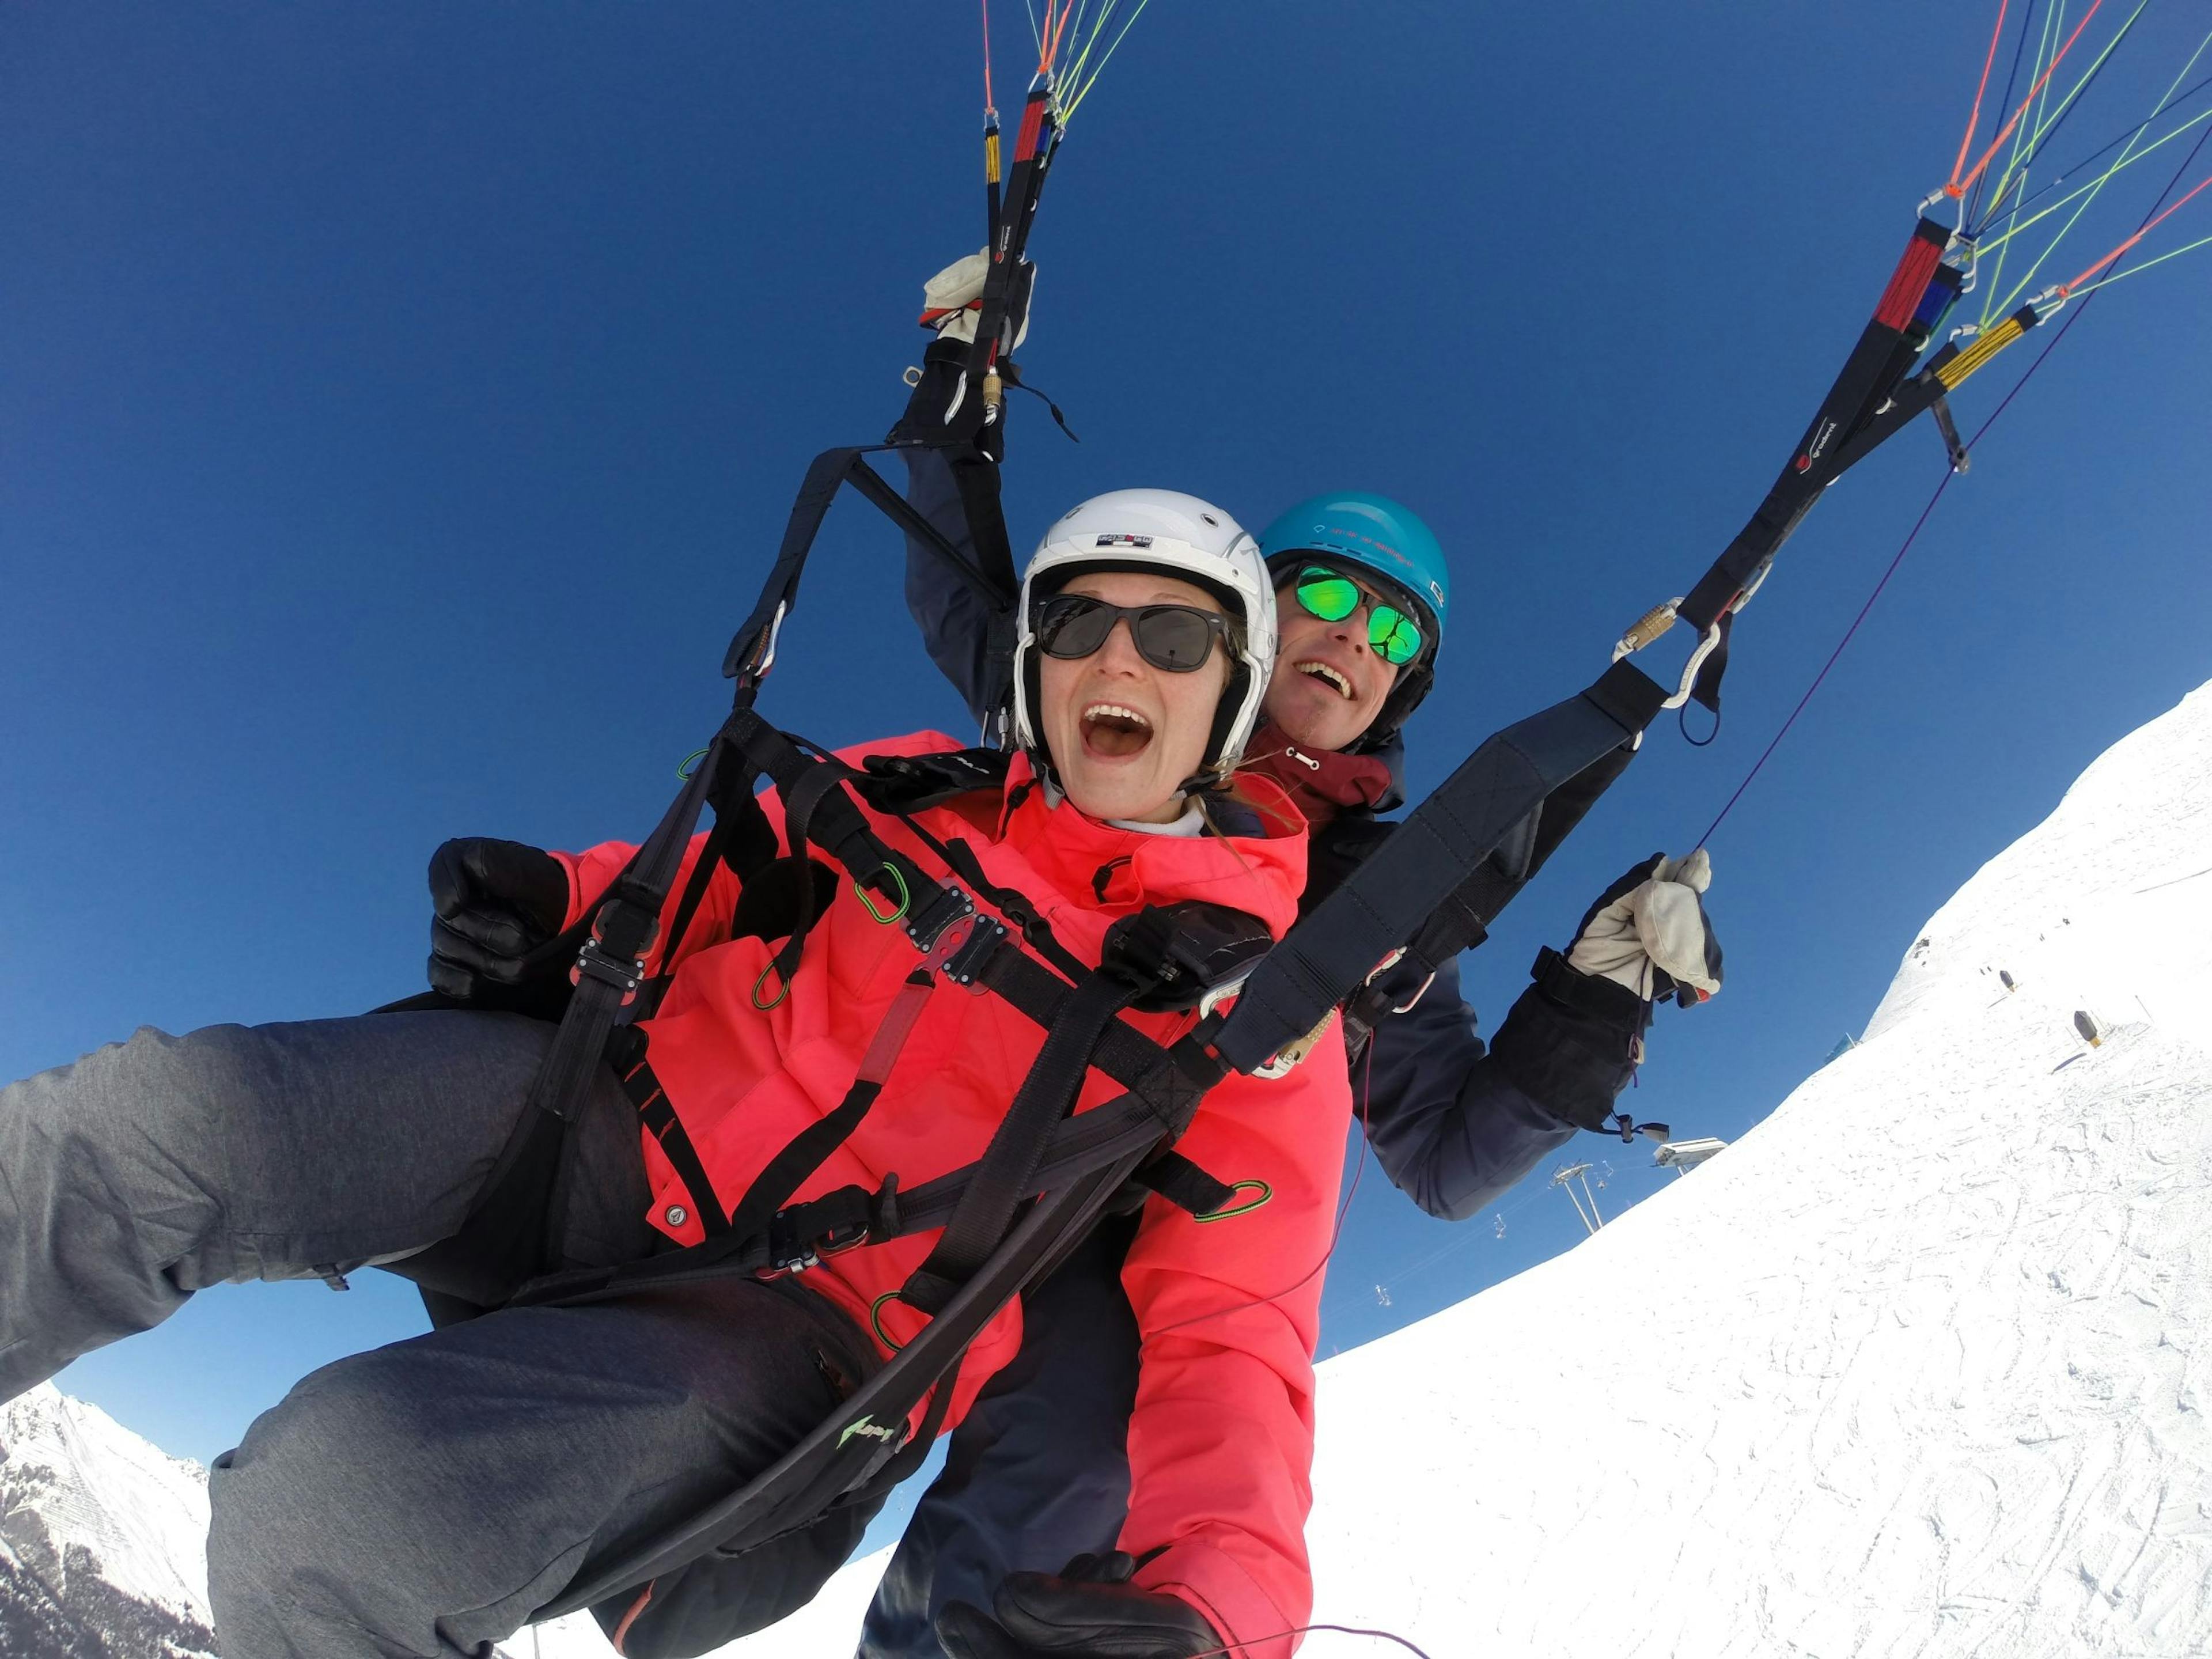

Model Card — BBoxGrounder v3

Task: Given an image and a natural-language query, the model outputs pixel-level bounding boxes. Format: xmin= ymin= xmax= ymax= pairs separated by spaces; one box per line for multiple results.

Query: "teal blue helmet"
xmin=1257 ymin=491 xmax=1449 ymax=745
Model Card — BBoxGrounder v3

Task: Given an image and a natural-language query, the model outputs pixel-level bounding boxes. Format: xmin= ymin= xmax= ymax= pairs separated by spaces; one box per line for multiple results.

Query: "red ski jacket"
xmin=555 ymin=732 xmax=1351 ymax=1657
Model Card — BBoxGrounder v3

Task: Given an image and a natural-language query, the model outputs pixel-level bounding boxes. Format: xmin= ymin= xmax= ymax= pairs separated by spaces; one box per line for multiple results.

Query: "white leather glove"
xmin=1566 ymin=850 xmax=1724 ymax=1005
xmin=918 ymin=249 xmax=1032 ymax=349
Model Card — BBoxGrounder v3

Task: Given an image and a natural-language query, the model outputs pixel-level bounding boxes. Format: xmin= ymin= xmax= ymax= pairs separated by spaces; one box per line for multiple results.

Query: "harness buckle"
xmin=756 ymin=1182 xmax=888 ymax=1278
xmin=938 ymin=914 xmax=1009 ymax=989
xmin=570 ymin=896 xmax=660 ymax=1005
xmin=903 ymin=882 xmax=978 ymax=956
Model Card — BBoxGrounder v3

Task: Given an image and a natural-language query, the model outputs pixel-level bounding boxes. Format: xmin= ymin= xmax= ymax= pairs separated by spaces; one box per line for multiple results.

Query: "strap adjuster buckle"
xmin=571 ymin=938 xmax=647 ymax=1003
xmin=903 ymin=883 xmax=978 ymax=955
xmin=939 ymin=915 xmax=1009 ymax=989
xmin=756 ymin=1178 xmax=900 ymax=1279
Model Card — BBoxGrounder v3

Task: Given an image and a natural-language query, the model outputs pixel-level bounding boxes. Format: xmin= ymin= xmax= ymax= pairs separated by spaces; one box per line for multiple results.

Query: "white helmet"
xmin=1011 ymin=488 xmax=1277 ymax=788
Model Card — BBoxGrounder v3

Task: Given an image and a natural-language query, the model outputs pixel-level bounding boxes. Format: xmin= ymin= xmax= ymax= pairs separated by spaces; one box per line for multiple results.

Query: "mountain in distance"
xmin=10 ymin=679 xmax=2210 ymax=1658
xmin=0 ymin=1387 xmax=217 ymax=1659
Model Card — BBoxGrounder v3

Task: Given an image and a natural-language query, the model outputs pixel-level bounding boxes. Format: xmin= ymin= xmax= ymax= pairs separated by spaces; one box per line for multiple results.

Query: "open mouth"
xmin=1080 ymin=702 xmax=1154 ymax=759
xmin=1296 ymin=660 xmax=1355 ymax=701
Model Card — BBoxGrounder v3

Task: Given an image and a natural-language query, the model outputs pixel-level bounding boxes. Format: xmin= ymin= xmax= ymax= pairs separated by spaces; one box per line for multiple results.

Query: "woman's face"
xmin=1037 ymin=569 xmax=1232 ymax=824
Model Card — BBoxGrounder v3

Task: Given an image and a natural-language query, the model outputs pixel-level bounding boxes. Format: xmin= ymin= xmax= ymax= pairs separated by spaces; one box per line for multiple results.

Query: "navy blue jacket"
xmin=891 ymin=351 xmax=1641 ymax=1219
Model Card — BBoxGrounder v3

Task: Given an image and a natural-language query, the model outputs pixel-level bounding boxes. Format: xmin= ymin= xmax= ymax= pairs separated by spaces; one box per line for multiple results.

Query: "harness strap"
xmin=608 ymin=1029 xmax=730 ymax=1237
xmin=723 ymin=967 xmax=936 ymax=1253
xmin=1212 ymin=663 xmax=1665 ymax=1076
xmin=1675 ymin=218 xmax=1955 ymax=709
xmin=899 ymin=966 xmax=1146 ymax=1315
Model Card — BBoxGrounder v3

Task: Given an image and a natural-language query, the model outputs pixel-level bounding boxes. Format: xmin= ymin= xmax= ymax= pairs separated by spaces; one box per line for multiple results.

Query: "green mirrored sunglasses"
xmin=1293 ymin=566 xmax=1425 ymax=666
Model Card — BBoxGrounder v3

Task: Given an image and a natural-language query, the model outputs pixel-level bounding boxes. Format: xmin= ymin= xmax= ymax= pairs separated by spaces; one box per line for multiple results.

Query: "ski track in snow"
xmin=17 ymin=683 xmax=2212 ymax=1659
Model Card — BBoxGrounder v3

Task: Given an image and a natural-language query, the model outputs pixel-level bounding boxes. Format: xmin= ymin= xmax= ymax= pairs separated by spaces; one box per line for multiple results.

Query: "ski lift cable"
xmin=1697 ymin=116 xmax=2211 ymax=850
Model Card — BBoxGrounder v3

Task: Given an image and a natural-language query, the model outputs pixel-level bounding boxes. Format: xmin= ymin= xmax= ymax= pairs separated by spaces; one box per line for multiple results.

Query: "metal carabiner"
xmin=1608 ymin=593 xmax=1723 ymax=711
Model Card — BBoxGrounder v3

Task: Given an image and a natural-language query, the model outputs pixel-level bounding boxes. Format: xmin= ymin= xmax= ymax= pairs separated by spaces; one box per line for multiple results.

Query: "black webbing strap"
xmin=899 ymin=967 xmax=1146 ymax=1315
xmin=607 ymin=1029 xmax=730 ymax=1237
xmin=722 ymin=968 xmax=936 ymax=1252
xmin=956 ymin=72 xmax=1057 ymax=418
xmin=1211 ymin=662 xmax=1665 ymax=1075
xmin=536 ymin=1137 xmax=1148 ymax=1617
xmin=654 ymin=748 xmax=787 ymax=1001
xmin=722 ymin=445 xmax=1012 ymax=688
xmin=1675 ymin=218 xmax=1954 ymax=709
xmin=1129 ymin=1149 xmax=1237 ymax=1219
xmin=502 ymin=1039 xmax=1212 ymax=1317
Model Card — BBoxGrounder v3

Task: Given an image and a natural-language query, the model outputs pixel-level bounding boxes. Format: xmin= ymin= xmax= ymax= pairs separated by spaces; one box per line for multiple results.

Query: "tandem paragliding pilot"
xmin=1 ymin=491 xmax=1377 ymax=1659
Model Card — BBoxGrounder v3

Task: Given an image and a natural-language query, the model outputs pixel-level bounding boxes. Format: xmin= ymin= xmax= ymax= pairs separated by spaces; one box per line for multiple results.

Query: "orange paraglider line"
xmin=981 ymin=0 xmax=995 ymax=112
xmin=1949 ymin=0 xmax=2013 ymax=194
xmin=2058 ymin=168 xmax=2212 ymax=291
xmin=1950 ymin=0 xmax=2108 ymax=200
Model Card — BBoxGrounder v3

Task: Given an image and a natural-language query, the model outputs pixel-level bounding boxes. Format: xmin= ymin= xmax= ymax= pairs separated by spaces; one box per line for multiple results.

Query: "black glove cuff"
xmin=1488 ymin=955 xmax=1649 ymax=1133
xmin=889 ymin=338 xmax=1005 ymax=460
xmin=1529 ymin=945 xmax=1648 ymax=1024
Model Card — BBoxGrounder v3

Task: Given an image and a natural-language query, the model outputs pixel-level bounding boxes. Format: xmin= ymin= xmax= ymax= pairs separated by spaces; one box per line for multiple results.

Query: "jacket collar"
xmin=990 ymin=749 xmax=1308 ymax=934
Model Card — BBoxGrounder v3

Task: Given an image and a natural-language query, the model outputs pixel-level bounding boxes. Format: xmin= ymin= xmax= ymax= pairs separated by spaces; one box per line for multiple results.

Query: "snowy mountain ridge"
xmin=0 ymin=1385 xmax=217 ymax=1658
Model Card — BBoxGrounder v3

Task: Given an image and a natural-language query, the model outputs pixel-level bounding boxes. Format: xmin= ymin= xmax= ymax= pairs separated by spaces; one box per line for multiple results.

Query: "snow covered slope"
xmin=0 ymin=1385 xmax=218 ymax=1658
xmin=1298 ymin=681 xmax=2212 ymax=1656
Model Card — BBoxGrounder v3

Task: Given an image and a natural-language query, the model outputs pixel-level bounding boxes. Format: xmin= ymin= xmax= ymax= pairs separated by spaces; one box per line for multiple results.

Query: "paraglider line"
xmin=1949 ymin=0 xmax=2014 ymax=196
xmin=1994 ymin=0 xmax=2152 ymax=216
xmin=1967 ymin=0 xmax=2041 ymax=226
xmin=982 ymin=0 xmax=996 ymax=113
xmin=1953 ymin=0 xmax=2107 ymax=202
xmin=1982 ymin=67 xmax=2212 ymax=236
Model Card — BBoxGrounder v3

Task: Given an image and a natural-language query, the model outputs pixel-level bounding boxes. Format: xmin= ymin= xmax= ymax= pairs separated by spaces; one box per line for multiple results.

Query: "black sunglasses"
xmin=1034 ymin=593 xmax=1233 ymax=673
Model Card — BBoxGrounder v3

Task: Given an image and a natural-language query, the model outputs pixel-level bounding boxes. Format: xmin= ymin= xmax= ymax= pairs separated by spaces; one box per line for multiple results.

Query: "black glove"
xmin=426 ymin=837 xmax=571 ymax=1003
xmin=938 ymin=1552 xmax=1221 ymax=1659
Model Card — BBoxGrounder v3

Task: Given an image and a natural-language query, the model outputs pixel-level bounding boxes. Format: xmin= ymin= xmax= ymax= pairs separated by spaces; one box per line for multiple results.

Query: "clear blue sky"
xmin=6 ymin=0 xmax=2208 ymax=1542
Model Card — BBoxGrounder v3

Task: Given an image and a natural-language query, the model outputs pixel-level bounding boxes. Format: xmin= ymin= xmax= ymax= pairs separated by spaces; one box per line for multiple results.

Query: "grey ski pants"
xmin=0 ymin=1013 xmax=882 ymax=1658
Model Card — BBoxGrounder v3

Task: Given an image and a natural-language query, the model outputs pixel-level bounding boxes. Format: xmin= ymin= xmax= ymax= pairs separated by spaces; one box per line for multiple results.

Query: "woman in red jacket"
xmin=0 ymin=489 xmax=1352 ymax=1659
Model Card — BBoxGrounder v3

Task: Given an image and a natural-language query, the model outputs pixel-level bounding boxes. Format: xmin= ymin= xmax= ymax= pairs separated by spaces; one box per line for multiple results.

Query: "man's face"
xmin=1264 ymin=564 xmax=1402 ymax=753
